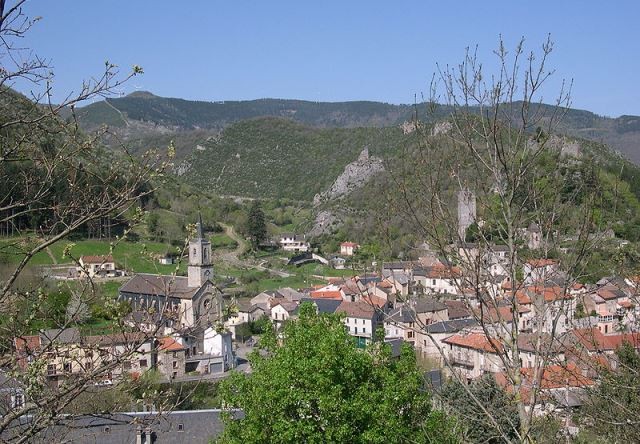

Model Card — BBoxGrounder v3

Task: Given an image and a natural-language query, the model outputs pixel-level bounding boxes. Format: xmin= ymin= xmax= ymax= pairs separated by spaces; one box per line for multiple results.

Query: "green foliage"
xmin=579 ymin=342 xmax=640 ymax=441
xmin=438 ymin=375 xmax=520 ymax=443
xmin=246 ymin=201 xmax=267 ymax=250
xmin=187 ymin=118 xmax=413 ymax=201
xmin=218 ymin=304 xmax=455 ymax=443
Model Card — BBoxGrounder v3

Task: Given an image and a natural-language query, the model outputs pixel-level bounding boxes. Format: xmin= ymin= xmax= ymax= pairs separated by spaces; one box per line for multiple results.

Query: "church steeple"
xmin=196 ymin=212 xmax=204 ymax=239
xmin=188 ymin=214 xmax=213 ymax=288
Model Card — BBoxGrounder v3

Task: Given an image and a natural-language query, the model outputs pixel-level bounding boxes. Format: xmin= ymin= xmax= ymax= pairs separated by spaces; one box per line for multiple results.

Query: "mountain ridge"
xmin=76 ymin=92 xmax=640 ymax=163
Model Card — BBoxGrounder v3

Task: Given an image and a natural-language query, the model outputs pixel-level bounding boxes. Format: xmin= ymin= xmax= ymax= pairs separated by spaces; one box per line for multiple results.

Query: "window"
xmin=408 ymin=331 xmax=414 ymax=339
xmin=192 ymin=248 xmax=196 ymax=257
xmin=63 ymin=362 xmax=72 ymax=373
xmin=432 ymin=279 xmax=436 ymax=285
xmin=173 ymin=361 xmax=178 ymax=369
xmin=139 ymin=359 xmax=148 ymax=368
xmin=177 ymin=423 xmax=184 ymax=432
xmin=354 ymin=327 xmax=358 ymax=334
xmin=104 ymin=427 xmax=111 ymax=434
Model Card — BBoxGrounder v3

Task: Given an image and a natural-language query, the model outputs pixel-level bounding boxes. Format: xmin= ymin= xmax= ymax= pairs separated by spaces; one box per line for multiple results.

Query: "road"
xmin=217 ymin=223 xmax=292 ymax=278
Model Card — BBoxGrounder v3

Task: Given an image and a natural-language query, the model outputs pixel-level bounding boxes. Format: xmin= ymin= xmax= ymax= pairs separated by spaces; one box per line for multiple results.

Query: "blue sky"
xmin=15 ymin=1 xmax=640 ymax=117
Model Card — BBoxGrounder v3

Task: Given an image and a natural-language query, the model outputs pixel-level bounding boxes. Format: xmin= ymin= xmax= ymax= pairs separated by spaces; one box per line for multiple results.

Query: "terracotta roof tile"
xmin=443 ymin=332 xmax=504 ymax=353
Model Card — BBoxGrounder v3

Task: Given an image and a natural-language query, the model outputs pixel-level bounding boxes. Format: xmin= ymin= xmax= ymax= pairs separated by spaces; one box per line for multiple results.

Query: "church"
xmin=118 ymin=215 xmax=234 ymax=373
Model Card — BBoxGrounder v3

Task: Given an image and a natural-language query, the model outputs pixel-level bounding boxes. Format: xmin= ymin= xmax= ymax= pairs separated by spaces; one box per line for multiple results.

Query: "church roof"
xmin=120 ymin=273 xmax=201 ymax=299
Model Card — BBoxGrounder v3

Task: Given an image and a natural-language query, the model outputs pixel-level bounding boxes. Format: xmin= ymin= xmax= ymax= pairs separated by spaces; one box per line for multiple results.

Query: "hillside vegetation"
xmin=184 ymin=117 xmax=414 ymax=200
xmin=77 ymin=92 xmax=640 ymax=164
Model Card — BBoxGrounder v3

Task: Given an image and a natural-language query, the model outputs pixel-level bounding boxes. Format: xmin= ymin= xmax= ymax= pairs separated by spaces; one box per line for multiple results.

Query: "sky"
xmin=12 ymin=1 xmax=640 ymax=117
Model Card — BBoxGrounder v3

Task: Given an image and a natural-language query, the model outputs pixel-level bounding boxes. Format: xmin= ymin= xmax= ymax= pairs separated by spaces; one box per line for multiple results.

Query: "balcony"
xmin=450 ymin=355 xmax=475 ymax=368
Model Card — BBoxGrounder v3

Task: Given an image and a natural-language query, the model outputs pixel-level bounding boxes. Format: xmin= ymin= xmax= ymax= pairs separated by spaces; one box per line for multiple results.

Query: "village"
xmin=8 ymin=190 xmax=640 ymax=440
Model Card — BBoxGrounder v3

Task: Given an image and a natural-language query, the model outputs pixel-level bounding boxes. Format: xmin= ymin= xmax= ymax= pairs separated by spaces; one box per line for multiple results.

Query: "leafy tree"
xmin=439 ymin=375 xmax=520 ymax=443
xmin=218 ymin=303 xmax=457 ymax=443
xmin=579 ymin=342 xmax=640 ymax=441
xmin=246 ymin=201 xmax=267 ymax=250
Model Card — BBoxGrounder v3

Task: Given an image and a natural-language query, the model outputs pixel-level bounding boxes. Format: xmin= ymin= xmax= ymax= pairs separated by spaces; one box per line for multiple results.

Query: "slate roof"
xmin=3 ymin=409 xmax=243 ymax=444
xmin=299 ymin=298 xmax=342 ymax=314
xmin=386 ymin=306 xmax=417 ymax=324
xmin=40 ymin=328 xmax=81 ymax=345
xmin=444 ymin=300 xmax=471 ymax=319
xmin=120 ymin=273 xmax=200 ymax=300
xmin=413 ymin=297 xmax=447 ymax=313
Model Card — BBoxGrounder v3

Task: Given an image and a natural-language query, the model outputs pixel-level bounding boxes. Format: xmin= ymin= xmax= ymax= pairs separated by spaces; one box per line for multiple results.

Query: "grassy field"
xmin=0 ymin=237 xmax=192 ymax=274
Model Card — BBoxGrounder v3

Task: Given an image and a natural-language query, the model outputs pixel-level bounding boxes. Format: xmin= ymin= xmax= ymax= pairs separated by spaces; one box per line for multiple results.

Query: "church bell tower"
xmin=188 ymin=214 xmax=213 ymax=288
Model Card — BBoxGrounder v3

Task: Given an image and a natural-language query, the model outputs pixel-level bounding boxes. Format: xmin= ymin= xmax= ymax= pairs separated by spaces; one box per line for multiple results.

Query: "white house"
xmin=78 ymin=255 xmax=117 ymax=278
xmin=336 ymin=300 xmax=381 ymax=348
xmin=278 ymin=234 xmax=310 ymax=252
xmin=340 ymin=242 xmax=359 ymax=257
xmin=442 ymin=331 xmax=504 ymax=382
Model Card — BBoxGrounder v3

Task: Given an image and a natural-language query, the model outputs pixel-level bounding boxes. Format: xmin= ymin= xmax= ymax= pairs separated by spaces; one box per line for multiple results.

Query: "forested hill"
xmin=76 ymin=92 xmax=419 ymax=131
xmin=183 ymin=117 xmax=412 ymax=201
xmin=77 ymin=92 xmax=640 ymax=163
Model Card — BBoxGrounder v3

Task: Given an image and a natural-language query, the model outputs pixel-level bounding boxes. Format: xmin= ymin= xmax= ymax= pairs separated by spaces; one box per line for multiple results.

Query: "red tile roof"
xmin=340 ymin=242 xmax=359 ymax=247
xmin=526 ymin=258 xmax=557 ymax=268
xmin=81 ymin=254 xmax=114 ymax=264
xmin=496 ymin=363 xmax=594 ymax=404
xmin=157 ymin=336 xmax=185 ymax=352
xmin=571 ymin=328 xmax=640 ymax=352
xmin=443 ymin=332 xmax=504 ymax=353
xmin=309 ymin=290 xmax=343 ymax=300
xmin=336 ymin=300 xmax=376 ymax=319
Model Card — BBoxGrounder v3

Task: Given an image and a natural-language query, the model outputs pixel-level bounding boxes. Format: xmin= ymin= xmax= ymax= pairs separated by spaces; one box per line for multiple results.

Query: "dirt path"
xmin=217 ymin=223 xmax=292 ymax=278
xmin=45 ymin=246 xmax=58 ymax=265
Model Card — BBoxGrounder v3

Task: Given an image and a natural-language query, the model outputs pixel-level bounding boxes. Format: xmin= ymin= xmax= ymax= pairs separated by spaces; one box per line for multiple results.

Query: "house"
xmin=77 ymin=255 xmax=118 ymax=278
xmin=330 ymin=256 xmax=347 ymax=270
xmin=384 ymin=306 xmax=419 ymax=344
xmin=119 ymin=216 xmax=224 ymax=332
xmin=271 ymin=300 xmax=299 ymax=323
xmin=409 ymin=297 xmax=449 ymax=326
xmin=515 ymin=285 xmax=576 ymax=334
xmin=278 ymin=233 xmax=310 ymax=252
xmin=13 ymin=328 xmax=185 ymax=386
xmin=416 ymin=318 xmax=478 ymax=361
xmin=188 ymin=328 xmax=235 ymax=374
xmin=442 ymin=331 xmax=504 ymax=382
xmin=156 ymin=336 xmax=187 ymax=379
xmin=415 ymin=264 xmax=462 ymax=294
xmin=582 ymin=281 xmax=635 ymax=333
xmin=340 ymin=242 xmax=360 ymax=256
xmin=495 ymin=363 xmax=594 ymax=415
xmin=336 ymin=300 xmax=382 ymax=348
xmin=299 ymin=297 xmax=342 ymax=315
xmin=1 ymin=409 xmax=244 ymax=443
xmin=523 ymin=259 xmax=560 ymax=285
